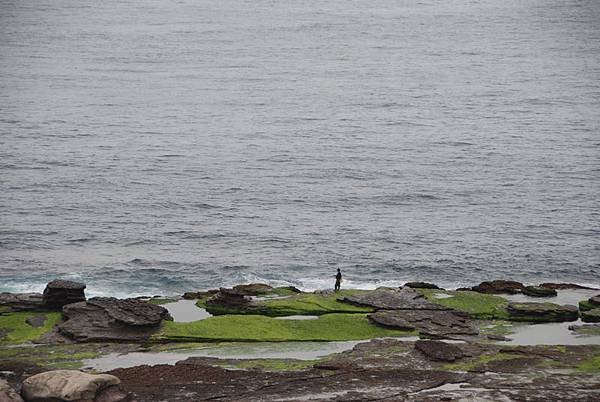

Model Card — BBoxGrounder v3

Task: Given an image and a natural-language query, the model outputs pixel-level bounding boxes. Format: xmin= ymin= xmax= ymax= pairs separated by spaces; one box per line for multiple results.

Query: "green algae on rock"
xmin=156 ymin=313 xmax=415 ymax=342
xmin=416 ymin=289 xmax=510 ymax=319
xmin=0 ymin=311 xmax=61 ymax=345
xmin=199 ymin=289 xmax=374 ymax=316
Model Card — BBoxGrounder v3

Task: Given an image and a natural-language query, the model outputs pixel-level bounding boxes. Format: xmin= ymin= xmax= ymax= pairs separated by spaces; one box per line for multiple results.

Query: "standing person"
xmin=334 ymin=268 xmax=342 ymax=292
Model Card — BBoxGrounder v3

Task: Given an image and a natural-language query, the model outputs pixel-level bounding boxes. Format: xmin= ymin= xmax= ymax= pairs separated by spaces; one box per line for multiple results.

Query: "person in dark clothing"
xmin=334 ymin=268 xmax=342 ymax=292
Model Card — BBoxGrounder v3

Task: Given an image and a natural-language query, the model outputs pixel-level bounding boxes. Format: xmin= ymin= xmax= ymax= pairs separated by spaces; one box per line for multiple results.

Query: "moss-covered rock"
xmin=200 ymin=289 xmax=373 ymax=316
xmin=417 ymin=289 xmax=509 ymax=319
xmin=581 ymin=308 xmax=600 ymax=323
xmin=507 ymin=302 xmax=579 ymax=322
xmin=156 ymin=313 xmax=415 ymax=342
xmin=0 ymin=311 xmax=61 ymax=345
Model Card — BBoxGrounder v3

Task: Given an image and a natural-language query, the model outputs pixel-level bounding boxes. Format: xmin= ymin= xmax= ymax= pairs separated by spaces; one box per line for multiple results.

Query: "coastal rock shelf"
xmin=1 ymin=280 xmax=600 ymax=401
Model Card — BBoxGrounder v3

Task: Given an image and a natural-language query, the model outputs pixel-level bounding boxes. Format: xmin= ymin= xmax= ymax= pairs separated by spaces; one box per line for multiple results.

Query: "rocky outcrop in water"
xmin=522 ymin=286 xmax=557 ymax=297
xmin=58 ymin=297 xmax=171 ymax=342
xmin=507 ymin=302 xmax=578 ymax=322
xmin=42 ymin=280 xmax=86 ymax=309
xmin=471 ymin=280 xmax=525 ymax=294
xmin=231 ymin=283 xmax=274 ymax=295
xmin=20 ymin=370 xmax=125 ymax=402
xmin=403 ymin=282 xmax=441 ymax=290
xmin=581 ymin=308 xmax=600 ymax=323
xmin=341 ymin=287 xmax=450 ymax=310
xmin=368 ymin=309 xmax=478 ymax=338
xmin=540 ymin=283 xmax=597 ymax=290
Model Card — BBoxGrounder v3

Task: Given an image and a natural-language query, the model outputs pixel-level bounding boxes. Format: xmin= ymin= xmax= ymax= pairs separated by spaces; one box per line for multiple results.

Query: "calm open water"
xmin=1 ymin=0 xmax=599 ymax=297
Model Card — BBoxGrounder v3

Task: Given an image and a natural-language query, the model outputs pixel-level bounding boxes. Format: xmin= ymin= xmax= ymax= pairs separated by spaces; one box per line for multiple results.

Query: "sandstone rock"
xmin=404 ymin=282 xmax=441 ymax=290
xmin=205 ymin=288 xmax=255 ymax=314
xmin=25 ymin=315 xmax=47 ymax=328
xmin=0 ymin=293 xmax=44 ymax=311
xmin=182 ymin=289 xmax=219 ymax=300
xmin=21 ymin=370 xmax=120 ymax=401
xmin=415 ymin=340 xmax=465 ymax=362
xmin=42 ymin=280 xmax=86 ymax=309
xmin=471 ymin=280 xmax=525 ymax=294
xmin=522 ymin=286 xmax=557 ymax=298
xmin=341 ymin=287 xmax=450 ymax=311
xmin=507 ymin=302 xmax=578 ymax=322
xmin=581 ymin=308 xmax=600 ymax=323
xmin=0 ymin=378 xmax=24 ymax=402
xmin=232 ymin=283 xmax=274 ymax=295
xmin=58 ymin=298 xmax=170 ymax=342
xmin=368 ymin=309 xmax=477 ymax=338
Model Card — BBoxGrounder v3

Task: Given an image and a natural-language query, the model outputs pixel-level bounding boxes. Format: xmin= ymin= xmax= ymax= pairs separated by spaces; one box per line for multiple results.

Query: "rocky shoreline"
xmin=1 ymin=279 xmax=600 ymax=401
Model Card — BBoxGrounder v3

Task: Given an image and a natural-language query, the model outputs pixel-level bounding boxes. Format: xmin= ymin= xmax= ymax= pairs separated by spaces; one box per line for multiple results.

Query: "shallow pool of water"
xmin=502 ymin=319 xmax=600 ymax=346
xmin=83 ymin=340 xmax=366 ymax=371
xmin=503 ymin=289 xmax=598 ymax=307
xmin=163 ymin=299 xmax=212 ymax=322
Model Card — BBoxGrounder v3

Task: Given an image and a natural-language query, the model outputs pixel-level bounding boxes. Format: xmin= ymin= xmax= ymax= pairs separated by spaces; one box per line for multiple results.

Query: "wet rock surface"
xmin=58 ymin=298 xmax=170 ymax=342
xmin=507 ymin=302 xmax=579 ymax=322
xmin=414 ymin=340 xmax=467 ymax=362
xmin=42 ymin=280 xmax=86 ymax=309
xmin=341 ymin=287 xmax=450 ymax=310
xmin=581 ymin=308 xmax=600 ymax=322
xmin=471 ymin=280 xmax=525 ymax=294
xmin=540 ymin=283 xmax=597 ymax=290
xmin=523 ymin=286 xmax=557 ymax=297
xmin=368 ymin=309 xmax=478 ymax=338
xmin=231 ymin=283 xmax=274 ymax=295
xmin=100 ymin=339 xmax=600 ymax=402
xmin=403 ymin=282 xmax=441 ymax=290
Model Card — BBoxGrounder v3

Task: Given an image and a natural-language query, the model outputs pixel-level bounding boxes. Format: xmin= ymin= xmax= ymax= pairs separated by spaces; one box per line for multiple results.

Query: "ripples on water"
xmin=1 ymin=0 xmax=599 ymax=296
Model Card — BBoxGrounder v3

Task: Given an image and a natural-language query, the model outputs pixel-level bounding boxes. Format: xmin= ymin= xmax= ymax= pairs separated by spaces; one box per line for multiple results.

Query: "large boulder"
xmin=507 ymin=302 xmax=578 ymax=322
xmin=589 ymin=295 xmax=600 ymax=307
xmin=43 ymin=280 xmax=86 ymax=309
xmin=403 ymin=282 xmax=441 ymax=290
xmin=0 ymin=379 xmax=23 ymax=402
xmin=471 ymin=280 xmax=525 ymax=294
xmin=0 ymin=293 xmax=44 ymax=311
xmin=21 ymin=370 xmax=120 ymax=401
xmin=414 ymin=340 xmax=465 ymax=362
xmin=58 ymin=297 xmax=171 ymax=342
xmin=341 ymin=287 xmax=450 ymax=311
xmin=522 ymin=286 xmax=557 ymax=298
xmin=368 ymin=309 xmax=478 ymax=338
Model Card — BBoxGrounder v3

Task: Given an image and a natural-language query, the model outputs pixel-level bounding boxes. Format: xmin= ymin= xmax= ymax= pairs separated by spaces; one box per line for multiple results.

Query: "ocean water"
xmin=1 ymin=0 xmax=599 ymax=297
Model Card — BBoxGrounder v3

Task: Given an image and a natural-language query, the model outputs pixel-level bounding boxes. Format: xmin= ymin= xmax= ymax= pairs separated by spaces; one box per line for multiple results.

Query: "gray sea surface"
xmin=1 ymin=0 xmax=599 ymax=297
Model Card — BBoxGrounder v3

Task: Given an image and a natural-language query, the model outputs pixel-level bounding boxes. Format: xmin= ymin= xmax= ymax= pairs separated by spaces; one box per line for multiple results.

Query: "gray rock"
xmin=94 ymin=385 xmax=133 ymax=402
xmin=368 ymin=309 xmax=478 ymax=338
xmin=341 ymin=287 xmax=450 ymax=311
xmin=25 ymin=315 xmax=47 ymax=328
xmin=205 ymin=288 xmax=256 ymax=314
xmin=0 ymin=378 xmax=24 ymax=402
xmin=0 ymin=293 xmax=44 ymax=312
xmin=59 ymin=298 xmax=170 ymax=342
xmin=522 ymin=286 xmax=557 ymax=297
xmin=21 ymin=370 xmax=119 ymax=401
xmin=414 ymin=340 xmax=465 ymax=362
xmin=507 ymin=302 xmax=579 ymax=322
xmin=43 ymin=280 xmax=86 ymax=309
